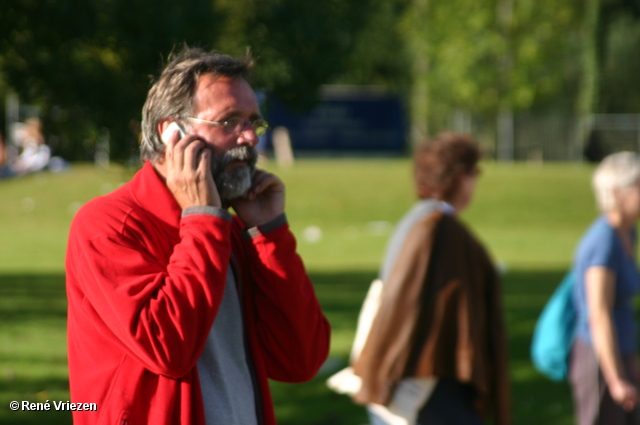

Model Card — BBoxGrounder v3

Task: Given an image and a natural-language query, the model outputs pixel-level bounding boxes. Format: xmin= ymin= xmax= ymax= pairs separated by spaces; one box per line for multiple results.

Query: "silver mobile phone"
xmin=162 ymin=122 xmax=187 ymax=145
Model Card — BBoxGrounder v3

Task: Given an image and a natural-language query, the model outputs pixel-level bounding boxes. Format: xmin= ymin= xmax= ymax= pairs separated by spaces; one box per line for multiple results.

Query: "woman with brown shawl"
xmin=353 ymin=132 xmax=511 ymax=425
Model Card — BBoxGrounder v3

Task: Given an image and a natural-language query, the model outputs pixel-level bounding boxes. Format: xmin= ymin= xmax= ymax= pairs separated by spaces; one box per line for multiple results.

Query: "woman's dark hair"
xmin=414 ymin=132 xmax=481 ymax=201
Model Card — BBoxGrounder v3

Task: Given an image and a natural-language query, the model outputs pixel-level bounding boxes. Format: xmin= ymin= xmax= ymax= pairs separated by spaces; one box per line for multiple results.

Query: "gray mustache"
xmin=219 ymin=145 xmax=258 ymax=166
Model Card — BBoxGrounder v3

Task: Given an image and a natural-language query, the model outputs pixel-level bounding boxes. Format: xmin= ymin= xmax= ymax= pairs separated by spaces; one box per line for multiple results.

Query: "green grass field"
xmin=0 ymin=158 xmax=603 ymax=424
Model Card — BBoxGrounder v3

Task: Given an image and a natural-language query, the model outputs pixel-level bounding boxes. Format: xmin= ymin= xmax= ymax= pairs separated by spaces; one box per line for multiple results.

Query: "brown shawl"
xmin=352 ymin=211 xmax=511 ymax=425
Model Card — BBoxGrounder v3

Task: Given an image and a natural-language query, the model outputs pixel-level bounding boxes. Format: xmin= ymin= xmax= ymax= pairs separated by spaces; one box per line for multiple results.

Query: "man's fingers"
xmin=169 ymin=135 xmax=199 ymax=171
xmin=197 ymin=147 xmax=210 ymax=167
xmin=247 ymin=170 xmax=283 ymax=199
xmin=197 ymin=148 xmax=212 ymax=179
xmin=184 ymin=139 xmax=204 ymax=171
xmin=198 ymin=149 xmax=221 ymax=206
xmin=162 ymin=129 xmax=179 ymax=166
xmin=169 ymin=136 xmax=185 ymax=170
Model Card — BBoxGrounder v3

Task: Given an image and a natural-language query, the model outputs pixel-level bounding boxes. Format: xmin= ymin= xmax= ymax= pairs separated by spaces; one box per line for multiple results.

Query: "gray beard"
xmin=211 ymin=145 xmax=258 ymax=200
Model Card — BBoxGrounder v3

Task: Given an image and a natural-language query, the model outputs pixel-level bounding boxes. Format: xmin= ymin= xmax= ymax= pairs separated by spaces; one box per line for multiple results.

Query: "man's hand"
xmin=230 ymin=170 xmax=285 ymax=228
xmin=162 ymin=127 xmax=221 ymax=209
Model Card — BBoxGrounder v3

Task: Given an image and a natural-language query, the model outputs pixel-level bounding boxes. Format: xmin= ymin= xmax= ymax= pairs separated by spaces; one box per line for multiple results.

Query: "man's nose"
xmin=237 ymin=125 xmax=259 ymax=147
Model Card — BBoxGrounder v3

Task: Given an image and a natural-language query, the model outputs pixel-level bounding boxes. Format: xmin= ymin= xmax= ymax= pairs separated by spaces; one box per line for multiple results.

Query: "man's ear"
xmin=157 ymin=118 xmax=171 ymax=139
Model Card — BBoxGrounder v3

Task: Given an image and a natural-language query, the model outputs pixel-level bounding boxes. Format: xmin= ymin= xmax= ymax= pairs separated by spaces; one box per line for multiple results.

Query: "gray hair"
xmin=592 ymin=151 xmax=640 ymax=212
xmin=140 ymin=46 xmax=253 ymax=162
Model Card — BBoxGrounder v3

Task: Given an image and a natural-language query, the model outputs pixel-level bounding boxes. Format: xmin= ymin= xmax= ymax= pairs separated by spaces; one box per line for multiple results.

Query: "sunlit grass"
xmin=0 ymin=159 xmax=602 ymax=424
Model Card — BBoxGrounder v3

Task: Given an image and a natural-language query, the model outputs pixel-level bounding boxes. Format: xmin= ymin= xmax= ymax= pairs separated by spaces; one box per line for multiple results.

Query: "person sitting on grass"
xmin=0 ymin=118 xmax=51 ymax=179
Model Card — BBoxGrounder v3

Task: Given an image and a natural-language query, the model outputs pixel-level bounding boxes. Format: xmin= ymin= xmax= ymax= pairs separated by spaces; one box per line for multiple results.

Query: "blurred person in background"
xmin=0 ymin=118 xmax=51 ymax=178
xmin=570 ymin=151 xmax=640 ymax=425
xmin=11 ymin=118 xmax=51 ymax=175
xmin=65 ymin=46 xmax=330 ymax=425
xmin=352 ymin=132 xmax=511 ymax=425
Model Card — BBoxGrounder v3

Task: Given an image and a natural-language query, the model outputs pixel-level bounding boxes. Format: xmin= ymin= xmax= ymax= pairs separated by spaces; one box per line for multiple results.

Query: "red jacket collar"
xmin=129 ymin=161 xmax=182 ymax=229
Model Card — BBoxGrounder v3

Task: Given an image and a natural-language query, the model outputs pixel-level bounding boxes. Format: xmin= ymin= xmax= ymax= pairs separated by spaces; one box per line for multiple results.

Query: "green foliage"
xmin=0 ymin=0 xmax=383 ymax=158
xmin=405 ymin=0 xmax=584 ymax=119
xmin=214 ymin=0 xmax=375 ymax=111
xmin=336 ymin=0 xmax=412 ymax=90
xmin=599 ymin=13 xmax=640 ymax=112
xmin=2 ymin=0 xmax=640 ymax=163
xmin=0 ymin=0 xmax=220 ymax=160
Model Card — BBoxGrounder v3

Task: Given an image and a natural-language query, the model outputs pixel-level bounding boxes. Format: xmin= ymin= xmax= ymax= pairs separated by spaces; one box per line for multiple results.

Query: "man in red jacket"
xmin=65 ymin=46 xmax=331 ymax=425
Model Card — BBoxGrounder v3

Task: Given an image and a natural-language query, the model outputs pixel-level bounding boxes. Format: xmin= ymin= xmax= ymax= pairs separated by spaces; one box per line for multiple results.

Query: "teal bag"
xmin=530 ymin=270 xmax=577 ymax=381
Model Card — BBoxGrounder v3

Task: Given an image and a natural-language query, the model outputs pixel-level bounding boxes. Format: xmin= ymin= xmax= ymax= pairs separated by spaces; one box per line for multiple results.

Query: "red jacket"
xmin=66 ymin=162 xmax=331 ymax=424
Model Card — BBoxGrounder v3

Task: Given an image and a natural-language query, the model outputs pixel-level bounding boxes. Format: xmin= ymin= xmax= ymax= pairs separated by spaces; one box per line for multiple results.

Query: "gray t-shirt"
xmin=197 ymin=266 xmax=259 ymax=425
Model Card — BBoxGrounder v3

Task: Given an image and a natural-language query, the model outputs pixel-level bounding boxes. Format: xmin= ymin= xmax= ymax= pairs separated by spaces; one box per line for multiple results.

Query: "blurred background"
xmin=2 ymin=0 xmax=640 ymax=161
xmin=1 ymin=0 xmax=640 ymax=424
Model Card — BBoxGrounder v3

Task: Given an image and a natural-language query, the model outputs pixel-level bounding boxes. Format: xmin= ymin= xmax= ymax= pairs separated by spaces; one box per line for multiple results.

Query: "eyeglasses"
xmin=187 ymin=117 xmax=269 ymax=137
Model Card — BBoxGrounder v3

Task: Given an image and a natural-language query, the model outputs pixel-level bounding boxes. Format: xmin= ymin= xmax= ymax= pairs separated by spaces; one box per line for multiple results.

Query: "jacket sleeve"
xmin=238 ymin=215 xmax=331 ymax=382
xmin=67 ymin=210 xmax=232 ymax=379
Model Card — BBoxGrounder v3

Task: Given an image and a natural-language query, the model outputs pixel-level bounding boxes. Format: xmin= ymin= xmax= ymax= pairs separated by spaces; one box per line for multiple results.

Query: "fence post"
xmin=497 ymin=109 xmax=514 ymax=161
xmin=95 ymin=127 xmax=110 ymax=169
xmin=272 ymin=126 xmax=294 ymax=168
xmin=5 ymin=93 xmax=19 ymax=147
xmin=636 ymin=115 xmax=640 ymax=155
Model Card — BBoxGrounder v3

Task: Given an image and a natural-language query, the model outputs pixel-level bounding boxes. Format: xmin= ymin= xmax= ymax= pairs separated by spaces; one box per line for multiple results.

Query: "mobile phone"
xmin=162 ymin=122 xmax=187 ymax=145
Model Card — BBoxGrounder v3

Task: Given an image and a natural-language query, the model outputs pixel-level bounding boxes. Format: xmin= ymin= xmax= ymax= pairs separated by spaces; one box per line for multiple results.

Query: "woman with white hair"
xmin=570 ymin=151 xmax=640 ymax=425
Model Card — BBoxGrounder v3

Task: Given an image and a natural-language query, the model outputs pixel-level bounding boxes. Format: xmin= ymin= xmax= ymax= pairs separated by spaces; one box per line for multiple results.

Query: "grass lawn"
xmin=0 ymin=158 xmax=605 ymax=424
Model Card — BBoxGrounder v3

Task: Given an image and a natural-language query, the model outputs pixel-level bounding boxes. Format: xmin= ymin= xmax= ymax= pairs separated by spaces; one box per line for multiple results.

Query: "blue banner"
xmin=261 ymin=88 xmax=406 ymax=153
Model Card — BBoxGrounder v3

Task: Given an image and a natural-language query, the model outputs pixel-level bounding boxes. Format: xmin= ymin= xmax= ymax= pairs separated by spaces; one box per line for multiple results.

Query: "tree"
xmin=397 ymin=0 xmax=585 ymax=154
xmin=594 ymin=0 xmax=640 ymax=113
xmin=212 ymin=0 xmax=374 ymax=112
xmin=0 ymin=0 xmax=218 ymax=160
xmin=0 ymin=0 xmax=378 ymax=159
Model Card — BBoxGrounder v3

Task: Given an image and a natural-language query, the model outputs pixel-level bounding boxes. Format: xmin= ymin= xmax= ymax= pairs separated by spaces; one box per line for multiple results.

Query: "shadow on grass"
xmin=0 ymin=274 xmax=67 ymax=323
xmin=0 ymin=376 xmax=72 ymax=425
xmin=0 ymin=269 xmax=577 ymax=425
xmin=501 ymin=268 xmax=575 ymax=425
xmin=0 ymin=273 xmax=71 ymax=425
xmin=294 ymin=268 xmax=576 ymax=425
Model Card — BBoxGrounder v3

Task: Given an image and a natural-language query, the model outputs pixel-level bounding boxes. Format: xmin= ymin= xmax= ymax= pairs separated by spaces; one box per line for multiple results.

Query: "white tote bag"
xmin=326 ymin=279 xmax=436 ymax=425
